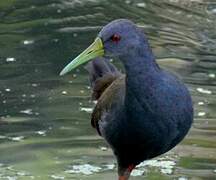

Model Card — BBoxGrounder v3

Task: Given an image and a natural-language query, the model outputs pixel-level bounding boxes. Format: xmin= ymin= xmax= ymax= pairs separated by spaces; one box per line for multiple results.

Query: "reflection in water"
xmin=0 ymin=0 xmax=216 ymax=179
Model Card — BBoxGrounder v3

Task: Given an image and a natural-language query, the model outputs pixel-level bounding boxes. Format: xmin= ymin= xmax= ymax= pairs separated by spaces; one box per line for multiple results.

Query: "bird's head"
xmin=98 ymin=19 xmax=144 ymax=58
xmin=60 ymin=19 xmax=147 ymax=76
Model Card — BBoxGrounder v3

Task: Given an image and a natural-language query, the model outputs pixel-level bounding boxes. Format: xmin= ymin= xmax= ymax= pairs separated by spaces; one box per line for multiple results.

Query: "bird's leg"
xmin=128 ymin=164 xmax=135 ymax=172
xmin=119 ymin=176 xmax=128 ymax=180
xmin=118 ymin=164 xmax=135 ymax=180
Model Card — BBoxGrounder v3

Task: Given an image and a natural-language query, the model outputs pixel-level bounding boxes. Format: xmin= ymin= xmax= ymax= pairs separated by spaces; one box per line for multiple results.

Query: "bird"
xmin=59 ymin=19 xmax=193 ymax=180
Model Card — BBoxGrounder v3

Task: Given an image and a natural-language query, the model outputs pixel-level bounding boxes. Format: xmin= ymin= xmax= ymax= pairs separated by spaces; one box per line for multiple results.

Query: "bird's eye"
xmin=110 ymin=34 xmax=121 ymax=42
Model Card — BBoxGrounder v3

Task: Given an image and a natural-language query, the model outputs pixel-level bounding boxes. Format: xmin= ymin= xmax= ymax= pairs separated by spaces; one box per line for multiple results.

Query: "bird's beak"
xmin=59 ymin=37 xmax=104 ymax=76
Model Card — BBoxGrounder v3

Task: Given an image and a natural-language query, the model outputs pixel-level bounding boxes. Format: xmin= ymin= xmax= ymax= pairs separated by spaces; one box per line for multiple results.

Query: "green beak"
xmin=60 ymin=37 xmax=104 ymax=76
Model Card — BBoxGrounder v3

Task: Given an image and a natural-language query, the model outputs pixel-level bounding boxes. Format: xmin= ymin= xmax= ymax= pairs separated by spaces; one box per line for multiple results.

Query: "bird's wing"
xmin=91 ymin=75 xmax=125 ymax=135
xmin=85 ymin=58 xmax=121 ymax=100
xmin=91 ymin=74 xmax=119 ymax=100
xmin=85 ymin=57 xmax=124 ymax=135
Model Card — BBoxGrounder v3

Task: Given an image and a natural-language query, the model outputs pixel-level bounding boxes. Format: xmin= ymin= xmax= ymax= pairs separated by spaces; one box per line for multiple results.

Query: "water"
xmin=0 ymin=0 xmax=216 ymax=179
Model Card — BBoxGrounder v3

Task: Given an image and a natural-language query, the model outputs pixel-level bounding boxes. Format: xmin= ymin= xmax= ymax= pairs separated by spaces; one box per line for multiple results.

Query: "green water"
xmin=0 ymin=0 xmax=216 ymax=179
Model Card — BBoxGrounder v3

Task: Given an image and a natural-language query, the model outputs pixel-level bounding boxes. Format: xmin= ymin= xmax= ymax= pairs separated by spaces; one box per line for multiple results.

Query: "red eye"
xmin=111 ymin=34 xmax=121 ymax=42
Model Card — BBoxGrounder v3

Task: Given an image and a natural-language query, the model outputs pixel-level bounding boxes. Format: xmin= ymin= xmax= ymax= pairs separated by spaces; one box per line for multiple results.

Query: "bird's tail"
xmin=85 ymin=58 xmax=121 ymax=100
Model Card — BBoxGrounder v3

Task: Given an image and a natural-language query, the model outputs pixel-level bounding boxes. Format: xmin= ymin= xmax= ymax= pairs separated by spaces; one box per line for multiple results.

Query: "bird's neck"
xmin=120 ymin=46 xmax=161 ymax=113
xmin=123 ymin=52 xmax=159 ymax=77
xmin=121 ymin=45 xmax=160 ymax=85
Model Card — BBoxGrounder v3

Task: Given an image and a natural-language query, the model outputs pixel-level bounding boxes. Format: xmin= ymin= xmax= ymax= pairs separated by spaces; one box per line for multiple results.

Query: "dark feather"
xmin=85 ymin=58 xmax=123 ymax=134
xmin=91 ymin=75 xmax=125 ymax=135
xmin=85 ymin=58 xmax=121 ymax=100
